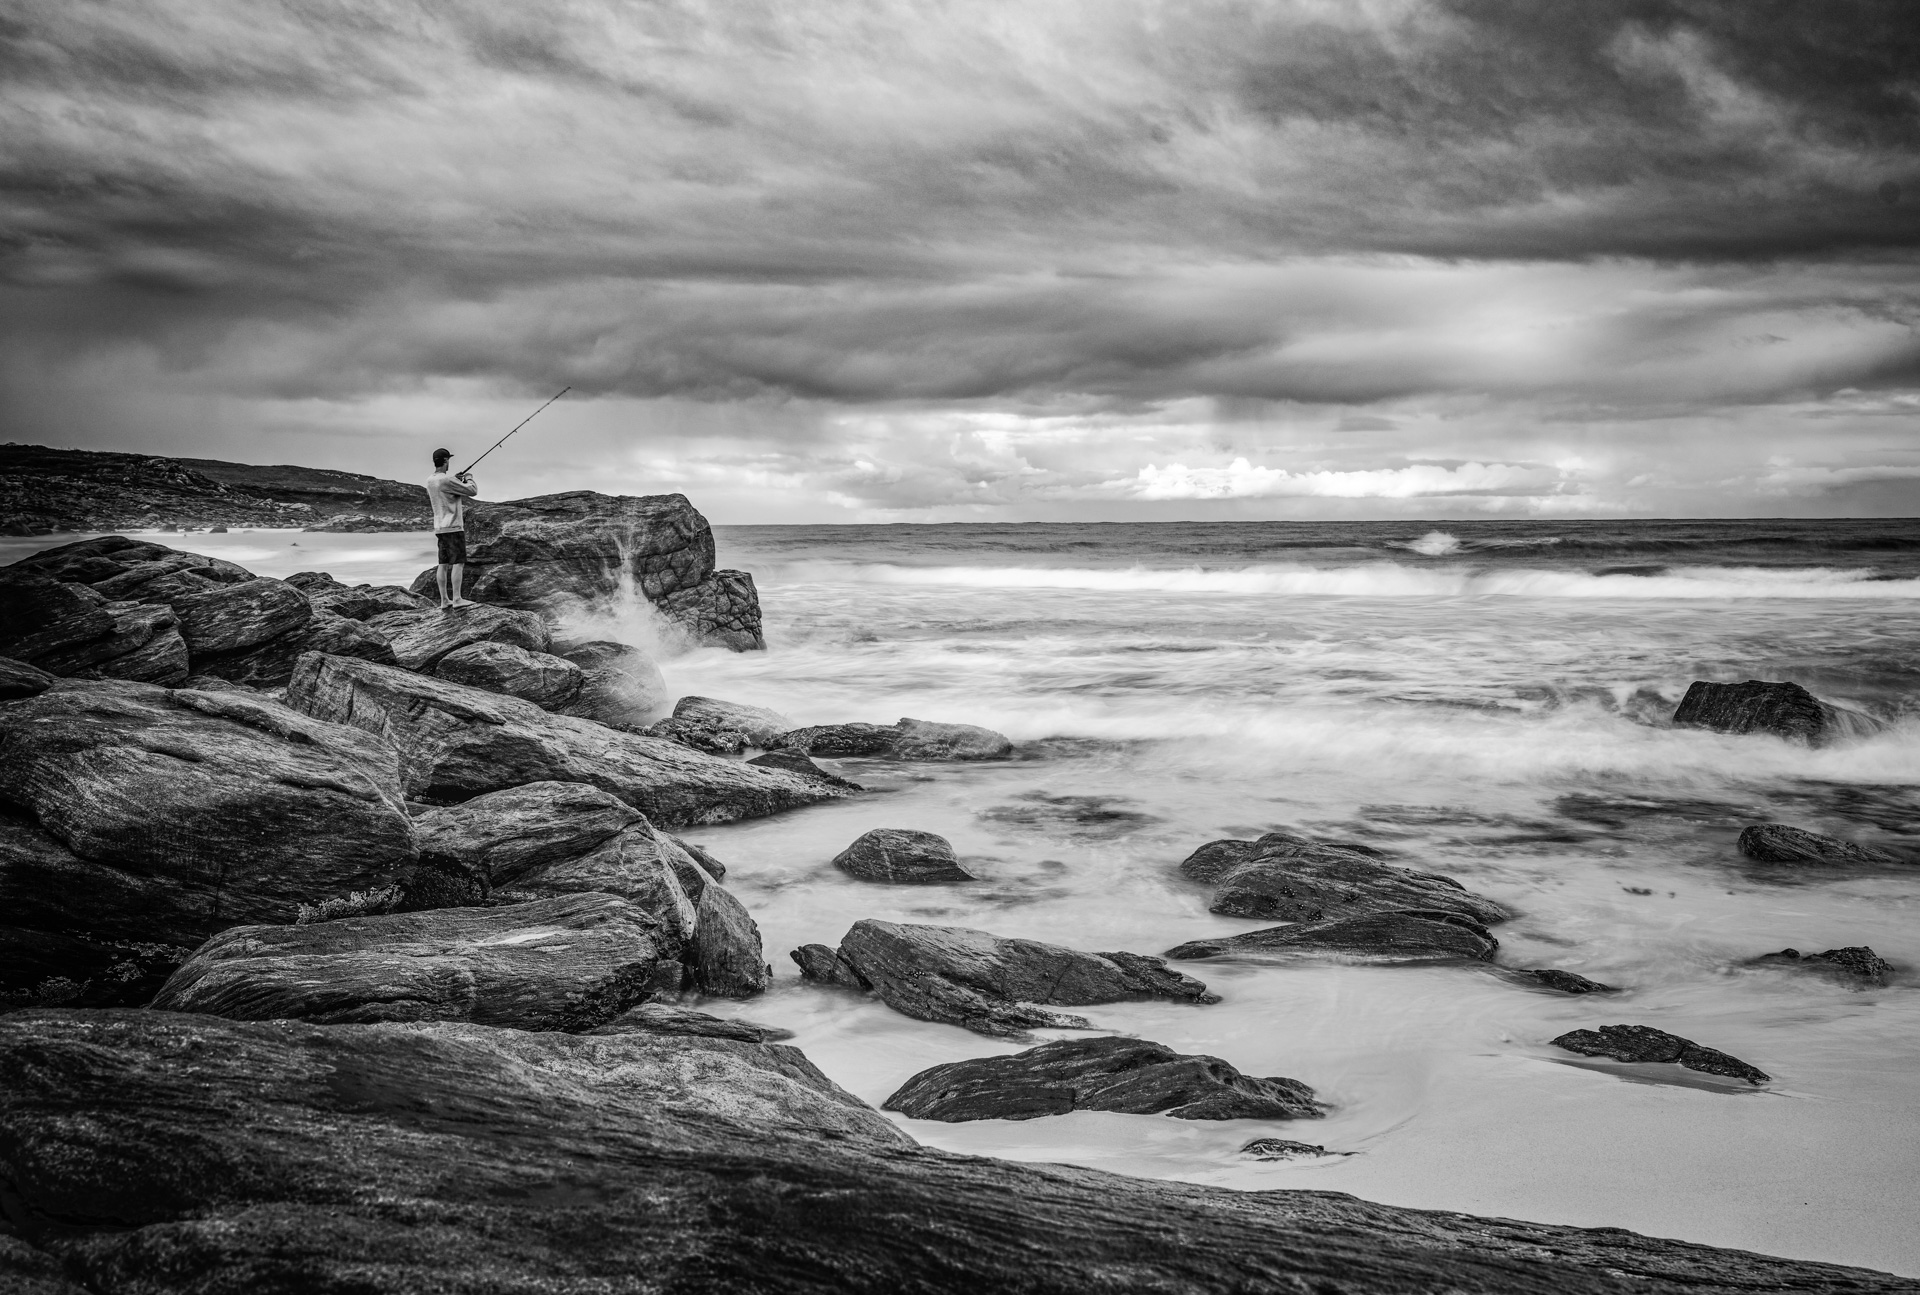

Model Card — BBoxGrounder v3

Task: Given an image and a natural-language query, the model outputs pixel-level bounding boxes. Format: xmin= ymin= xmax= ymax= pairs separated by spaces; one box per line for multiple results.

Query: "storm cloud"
xmin=1 ymin=0 xmax=1916 ymax=518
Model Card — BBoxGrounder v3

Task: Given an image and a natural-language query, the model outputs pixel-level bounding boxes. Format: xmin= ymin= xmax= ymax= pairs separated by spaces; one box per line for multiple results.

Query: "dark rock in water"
xmin=171 ymin=576 xmax=313 ymax=656
xmin=414 ymin=780 xmax=646 ymax=885
xmin=589 ymin=1002 xmax=795 ymax=1042
xmin=884 ymin=1035 xmax=1323 ymax=1123
xmin=152 ymin=892 xmax=679 ymax=1029
xmin=670 ymin=834 xmax=727 ymax=880
xmin=2 ymin=1011 xmax=1908 ymax=1294
xmin=1515 ymin=968 xmax=1618 ymax=994
xmin=1190 ymin=832 xmax=1510 ymax=926
xmin=790 ymin=942 xmax=868 ymax=989
xmin=1737 ymin=823 xmax=1903 ymax=866
xmin=1753 ymin=946 xmax=1894 ymax=985
xmin=0 ymin=680 xmax=416 ymax=948
xmin=892 ymin=717 xmax=1015 ymax=761
xmin=1672 ymin=679 xmax=1876 ymax=746
xmin=0 ymin=653 xmax=57 ymax=698
xmin=435 ymin=640 xmax=585 ymax=709
xmin=747 ymin=747 xmax=865 ymax=791
xmin=832 ymin=828 xmax=976 ymax=884
xmin=688 ymin=881 xmax=772 ymax=998
xmin=654 ymin=567 xmax=766 ymax=651
xmin=647 ymin=694 xmax=794 ymax=752
xmin=287 ymin=653 xmax=846 ymax=826
xmin=1551 ymin=1024 xmax=1770 ymax=1085
xmin=190 ymin=607 xmax=397 ymax=689
xmin=1166 ymin=910 xmax=1500 ymax=964
xmin=548 ymin=638 xmax=669 ymax=729
xmin=1241 ymin=1138 xmax=1345 ymax=1160
xmin=307 ymin=581 xmax=431 ymax=621
xmin=798 ymin=919 xmax=1219 ymax=1038
xmin=778 ymin=720 xmax=901 ymax=757
xmin=367 ymin=603 xmax=552 ymax=671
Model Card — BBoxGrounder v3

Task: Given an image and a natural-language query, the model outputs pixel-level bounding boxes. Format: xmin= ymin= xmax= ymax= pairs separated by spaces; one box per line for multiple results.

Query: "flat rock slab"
xmin=795 ymin=919 xmax=1219 ymax=1038
xmin=884 ymin=1035 xmax=1323 ymax=1122
xmin=366 ymin=604 xmax=552 ymax=671
xmin=648 ymin=694 xmax=794 ymax=752
xmin=1180 ymin=831 xmax=1510 ymax=925
xmin=435 ymin=640 xmax=584 ymax=709
xmin=589 ymin=1002 xmax=794 ymax=1042
xmin=1672 ymin=679 xmax=1876 ymax=746
xmin=151 ymin=892 xmax=677 ymax=1030
xmin=1551 ymin=1024 xmax=1770 ymax=1085
xmin=832 ymin=828 xmax=976 ymax=883
xmin=1737 ymin=823 xmax=1903 ymax=865
xmin=777 ymin=717 xmax=1014 ymax=761
xmin=2 ymin=1009 xmax=1905 ymax=1292
xmin=1166 ymin=910 xmax=1500 ymax=964
xmin=1752 ymin=946 xmax=1894 ymax=984
xmin=288 ymin=652 xmax=847 ymax=827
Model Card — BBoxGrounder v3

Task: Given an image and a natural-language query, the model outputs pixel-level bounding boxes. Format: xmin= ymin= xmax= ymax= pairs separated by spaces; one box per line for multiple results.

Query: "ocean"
xmin=14 ymin=517 xmax=1919 ymax=1275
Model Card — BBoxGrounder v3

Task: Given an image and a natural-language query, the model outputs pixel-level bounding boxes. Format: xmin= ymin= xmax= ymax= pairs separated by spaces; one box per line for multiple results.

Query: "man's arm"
xmin=444 ymin=474 xmax=478 ymax=498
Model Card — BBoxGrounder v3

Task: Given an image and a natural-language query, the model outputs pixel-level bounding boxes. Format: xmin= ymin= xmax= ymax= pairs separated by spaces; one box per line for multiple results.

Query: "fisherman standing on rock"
xmin=426 ymin=447 xmax=478 ymax=609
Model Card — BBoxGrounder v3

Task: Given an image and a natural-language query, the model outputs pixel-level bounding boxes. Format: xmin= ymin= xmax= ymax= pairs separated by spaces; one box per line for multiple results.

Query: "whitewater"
xmin=17 ymin=516 xmax=1916 ymax=1276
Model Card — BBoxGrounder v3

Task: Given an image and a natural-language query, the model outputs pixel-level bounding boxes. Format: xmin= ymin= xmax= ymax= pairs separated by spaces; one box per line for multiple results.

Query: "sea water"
xmin=17 ymin=518 xmax=1919 ymax=1276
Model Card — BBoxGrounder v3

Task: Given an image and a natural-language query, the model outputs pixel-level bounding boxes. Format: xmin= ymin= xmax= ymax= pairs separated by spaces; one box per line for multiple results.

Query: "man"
xmin=426 ymin=448 xmax=479 ymax=609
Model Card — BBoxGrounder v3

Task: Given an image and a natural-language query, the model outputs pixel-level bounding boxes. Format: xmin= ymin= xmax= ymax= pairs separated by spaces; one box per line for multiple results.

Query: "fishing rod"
xmin=460 ymin=386 xmax=571 ymax=475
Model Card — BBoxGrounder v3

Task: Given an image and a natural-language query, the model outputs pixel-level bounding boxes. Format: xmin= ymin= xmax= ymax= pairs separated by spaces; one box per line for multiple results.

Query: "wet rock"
xmin=1241 ymin=1138 xmax=1346 ymax=1160
xmin=892 ymin=717 xmax=1014 ymax=761
xmin=798 ymin=919 xmax=1219 ymax=1038
xmin=1672 ymin=679 xmax=1875 ymax=746
xmin=1 ymin=1010 xmax=1906 ymax=1293
xmin=647 ymin=694 xmax=794 ymax=752
xmin=884 ymin=1035 xmax=1323 ymax=1123
xmin=1753 ymin=946 xmax=1894 ymax=985
xmin=0 ymin=680 xmax=416 ymax=948
xmin=1515 ymin=968 xmax=1617 ymax=994
xmin=1166 ymin=910 xmax=1500 ymax=964
xmin=790 ymin=942 xmax=868 ymax=989
xmin=190 ymin=608 xmax=397 ymax=689
xmin=38 ymin=600 xmax=190 ymax=685
xmin=833 ymin=828 xmax=976 ymax=884
xmin=287 ymin=653 xmax=846 ymax=827
xmin=288 ymin=572 xmax=431 ymax=620
xmin=777 ymin=720 xmax=900 ymax=757
xmin=366 ymin=603 xmax=553 ymax=672
xmin=413 ymin=781 xmax=645 ymax=884
xmin=549 ymin=638 xmax=669 ymax=729
xmin=171 ymin=577 xmax=313 ymax=656
xmin=0 ymin=654 xmax=56 ymax=698
xmin=1181 ymin=832 xmax=1510 ymax=925
xmin=688 ymin=881 xmax=771 ymax=998
xmin=654 ymin=568 xmax=766 ymax=651
xmin=589 ymin=1002 xmax=794 ymax=1042
xmin=435 ymin=640 xmax=585 ymax=709
xmin=151 ymin=892 xmax=678 ymax=1029
xmin=0 ymin=569 xmax=115 ymax=662
xmin=1737 ymin=823 xmax=1902 ymax=866
xmin=747 ymin=748 xmax=865 ymax=791
xmin=1551 ymin=1024 xmax=1770 ymax=1085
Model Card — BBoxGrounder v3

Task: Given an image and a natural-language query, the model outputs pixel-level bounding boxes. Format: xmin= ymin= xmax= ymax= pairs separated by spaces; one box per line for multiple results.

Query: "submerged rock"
xmin=589 ymin=1002 xmax=794 ymax=1043
xmin=795 ymin=919 xmax=1219 ymax=1038
xmin=1166 ymin=910 xmax=1500 ymax=964
xmin=647 ymin=694 xmax=794 ymax=753
xmin=1672 ymin=679 xmax=1876 ymax=746
xmin=883 ymin=1035 xmax=1323 ymax=1123
xmin=0 ymin=572 xmax=192 ymax=686
xmin=434 ymin=640 xmax=585 ymax=709
xmin=1241 ymin=1138 xmax=1346 ymax=1161
xmin=152 ymin=892 xmax=678 ymax=1029
xmin=1752 ymin=946 xmax=1894 ymax=985
xmin=1551 ymin=1024 xmax=1770 ymax=1085
xmin=1737 ymin=824 xmax=1903 ymax=866
xmin=776 ymin=717 xmax=1015 ymax=761
xmin=832 ymin=828 xmax=976 ymax=884
xmin=1514 ymin=968 xmax=1618 ymax=994
xmin=1180 ymin=832 xmax=1510 ymax=926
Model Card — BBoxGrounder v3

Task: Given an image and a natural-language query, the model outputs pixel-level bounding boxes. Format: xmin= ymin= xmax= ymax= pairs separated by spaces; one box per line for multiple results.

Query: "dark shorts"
xmin=436 ymin=530 xmax=467 ymax=565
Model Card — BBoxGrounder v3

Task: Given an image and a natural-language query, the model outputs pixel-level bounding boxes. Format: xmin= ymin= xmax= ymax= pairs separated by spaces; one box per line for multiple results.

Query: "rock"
xmin=0 ymin=918 xmax=195 ymax=1011
xmin=0 ymin=569 xmax=114 ymax=661
xmin=832 ymin=828 xmax=976 ymax=884
xmin=151 ymin=892 xmax=679 ymax=1029
xmin=1672 ymin=679 xmax=1877 ymax=745
xmin=0 ymin=680 xmax=417 ymax=948
xmin=670 ymin=834 xmax=728 ymax=880
xmin=1165 ymin=910 xmax=1500 ymax=964
xmin=2 ymin=1011 xmax=1908 ymax=1293
xmin=0 ymin=654 xmax=56 ymax=698
xmin=883 ymin=1035 xmax=1323 ymax=1123
xmin=170 ymin=577 xmax=313 ymax=655
xmin=1181 ymin=832 xmax=1510 ymax=925
xmin=295 ymin=576 xmax=431 ymax=620
xmin=414 ymin=780 xmax=645 ymax=884
xmin=1737 ymin=823 xmax=1903 ymax=866
xmin=549 ymin=638 xmax=669 ymax=728
xmin=688 ymin=882 xmax=772 ymax=998
xmin=797 ymin=919 xmax=1219 ymax=1038
xmin=1551 ymin=1024 xmax=1770 ymax=1085
xmin=747 ymin=747 xmax=865 ymax=790
xmin=589 ymin=1002 xmax=794 ymax=1042
xmin=290 ymin=653 xmax=845 ymax=826
xmin=790 ymin=942 xmax=868 ymax=989
xmin=1515 ymin=968 xmax=1618 ymax=994
xmin=191 ymin=607 xmax=398 ymax=689
xmin=366 ymin=604 xmax=552 ymax=672
xmin=776 ymin=720 xmax=900 ymax=757
xmin=653 ymin=568 xmax=766 ymax=650
xmin=892 ymin=717 xmax=1014 ymax=761
xmin=34 ymin=600 xmax=189 ymax=685
xmin=647 ymin=694 xmax=794 ymax=752
xmin=1752 ymin=946 xmax=1894 ymax=985
xmin=1241 ymin=1138 xmax=1345 ymax=1160
xmin=435 ymin=640 xmax=585 ymax=709
xmin=10 ymin=536 xmax=251 ymax=588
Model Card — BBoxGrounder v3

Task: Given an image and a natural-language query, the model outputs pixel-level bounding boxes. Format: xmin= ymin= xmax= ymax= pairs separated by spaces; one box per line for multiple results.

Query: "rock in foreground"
xmin=1737 ymin=824 xmax=1903 ymax=866
xmin=1 ymin=1009 xmax=1905 ymax=1293
xmin=794 ymin=919 xmax=1218 ymax=1038
xmin=832 ymin=828 xmax=977 ymax=884
xmin=1551 ymin=1024 xmax=1769 ymax=1086
xmin=648 ymin=694 xmax=794 ymax=752
xmin=1166 ymin=910 xmax=1500 ymax=964
xmin=1181 ymin=831 xmax=1510 ymax=925
xmin=884 ymin=1035 xmax=1323 ymax=1122
xmin=1672 ymin=679 xmax=1876 ymax=745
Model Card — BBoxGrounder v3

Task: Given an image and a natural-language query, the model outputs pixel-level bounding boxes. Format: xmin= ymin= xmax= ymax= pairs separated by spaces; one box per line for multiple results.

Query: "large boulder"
xmin=8 ymin=536 xmax=252 ymax=590
xmin=687 ymin=881 xmax=772 ymax=998
xmin=170 ymin=577 xmax=312 ymax=656
xmin=1179 ymin=832 xmax=1510 ymax=925
xmin=1672 ymin=679 xmax=1877 ymax=745
xmin=0 ymin=571 xmax=190 ymax=685
xmin=287 ymin=571 xmax=430 ymax=620
xmin=287 ymin=653 xmax=846 ymax=826
xmin=832 ymin=828 xmax=976 ymax=884
xmin=1737 ymin=824 xmax=1903 ymax=866
xmin=435 ymin=640 xmax=585 ymax=709
xmin=647 ymin=694 xmax=794 ymax=753
xmin=36 ymin=600 xmax=189 ymax=685
xmin=151 ymin=892 xmax=679 ymax=1029
xmin=1165 ymin=910 xmax=1500 ymax=964
xmin=549 ymin=638 xmax=669 ymax=729
xmin=2 ymin=1010 xmax=1902 ymax=1292
xmin=653 ymin=568 xmax=765 ymax=651
xmin=190 ymin=608 xmax=398 ymax=689
xmin=366 ymin=604 xmax=552 ymax=671
xmin=883 ymin=1035 xmax=1324 ymax=1123
xmin=1551 ymin=1024 xmax=1770 ymax=1086
xmin=792 ymin=919 xmax=1219 ymax=1038
xmin=776 ymin=716 xmax=1015 ymax=761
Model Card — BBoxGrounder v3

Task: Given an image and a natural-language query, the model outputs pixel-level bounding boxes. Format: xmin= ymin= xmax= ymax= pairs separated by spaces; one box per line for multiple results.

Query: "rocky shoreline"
xmin=2 ymin=489 xmax=1913 ymax=1291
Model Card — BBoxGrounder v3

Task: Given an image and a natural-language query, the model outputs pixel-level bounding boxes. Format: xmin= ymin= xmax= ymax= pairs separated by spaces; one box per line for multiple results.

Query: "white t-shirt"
xmin=426 ymin=471 xmax=477 ymax=533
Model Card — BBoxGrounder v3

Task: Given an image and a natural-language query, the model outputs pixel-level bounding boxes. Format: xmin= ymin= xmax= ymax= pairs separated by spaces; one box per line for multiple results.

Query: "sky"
xmin=2 ymin=0 xmax=1918 ymax=523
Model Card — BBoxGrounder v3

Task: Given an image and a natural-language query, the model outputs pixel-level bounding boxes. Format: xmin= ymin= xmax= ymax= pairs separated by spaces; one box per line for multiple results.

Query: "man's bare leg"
xmin=449 ymin=562 xmax=472 ymax=607
xmin=435 ymin=563 xmax=452 ymax=608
